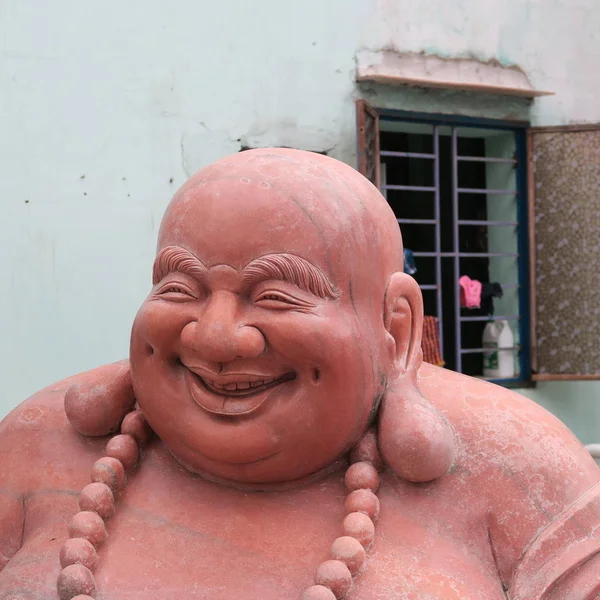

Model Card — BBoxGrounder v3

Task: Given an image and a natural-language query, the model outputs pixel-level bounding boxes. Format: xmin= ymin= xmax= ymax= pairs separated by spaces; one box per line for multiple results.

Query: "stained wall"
xmin=1 ymin=0 xmax=599 ymax=439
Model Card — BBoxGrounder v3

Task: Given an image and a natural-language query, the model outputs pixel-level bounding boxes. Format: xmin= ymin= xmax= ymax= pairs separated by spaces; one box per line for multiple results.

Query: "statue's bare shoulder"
xmin=0 ymin=367 xmax=111 ymax=571
xmin=0 ymin=366 xmax=113 ymax=493
xmin=418 ymin=363 xmax=600 ymax=585
xmin=1 ymin=375 xmax=74 ymax=437
xmin=420 ymin=363 xmax=599 ymax=499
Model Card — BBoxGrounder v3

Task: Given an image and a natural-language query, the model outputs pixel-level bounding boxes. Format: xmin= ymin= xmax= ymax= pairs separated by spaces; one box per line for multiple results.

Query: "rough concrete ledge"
xmin=356 ymin=50 xmax=553 ymax=98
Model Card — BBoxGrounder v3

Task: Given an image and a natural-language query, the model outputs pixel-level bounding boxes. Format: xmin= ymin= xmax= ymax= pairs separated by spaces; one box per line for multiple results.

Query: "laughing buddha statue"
xmin=1 ymin=149 xmax=599 ymax=600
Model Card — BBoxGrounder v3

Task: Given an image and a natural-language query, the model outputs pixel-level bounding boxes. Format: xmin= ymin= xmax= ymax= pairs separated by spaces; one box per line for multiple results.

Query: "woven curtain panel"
xmin=533 ymin=129 xmax=600 ymax=375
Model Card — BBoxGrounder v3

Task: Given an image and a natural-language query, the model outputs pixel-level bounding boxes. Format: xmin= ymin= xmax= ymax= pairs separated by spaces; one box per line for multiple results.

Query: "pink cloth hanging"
xmin=459 ymin=275 xmax=482 ymax=309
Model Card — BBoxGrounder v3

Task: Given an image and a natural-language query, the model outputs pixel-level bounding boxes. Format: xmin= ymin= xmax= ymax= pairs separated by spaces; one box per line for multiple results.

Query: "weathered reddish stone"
xmin=120 ymin=410 xmax=153 ymax=445
xmin=343 ymin=489 xmax=380 ymax=521
xmin=0 ymin=149 xmax=598 ymax=598
xmin=106 ymin=434 xmax=139 ymax=470
xmin=348 ymin=428 xmax=384 ymax=471
xmin=59 ymin=537 xmax=99 ymax=571
xmin=301 ymin=585 xmax=337 ymax=600
xmin=57 ymin=564 xmax=96 ymax=600
xmin=64 ymin=362 xmax=134 ymax=436
xmin=314 ymin=560 xmax=352 ymax=599
xmin=341 ymin=512 xmax=375 ymax=548
xmin=90 ymin=457 xmax=125 ymax=492
xmin=79 ymin=482 xmax=115 ymax=519
xmin=68 ymin=511 xmax=107 ymax=547
xmin=344 ymin=461 xmax=379 ymax=492
xmin=329 ymin=536 xmax=366 ymax=575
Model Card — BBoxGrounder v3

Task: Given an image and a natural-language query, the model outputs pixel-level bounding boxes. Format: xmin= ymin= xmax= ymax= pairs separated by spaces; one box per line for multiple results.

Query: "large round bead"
xmin=79 ymin=482 xmax=115 ymax=519
xmin=59 ymin=538 xmax=99 ymax=571
xmin=120 ymin=410 xmax=152 ymax=445
xmin=348 ymin=428 xmax=384 ymax=471
xmin=91 ymin=457 xmax=125 ymax=492
xmin=57 ymin=564 xmax=96 ymax=600
xmin=301 ymin=585 xmax=337 ymax=600
xmin=342 ymin=512 xmax=375 ymax=548
xmin=106 ymin=434 xmax=139 ymax=470
xmin=344 ymin=461 xmax=379 ymax=493
xmin=330 ymin=536 xmax=366 ymax=575
xmin=68 ymin=511 xmax=107 ymax=547
xmin=344 ymin=488 xmax=380 ymax=521
xmin=314 ymin=560 xmax=352 ymax=599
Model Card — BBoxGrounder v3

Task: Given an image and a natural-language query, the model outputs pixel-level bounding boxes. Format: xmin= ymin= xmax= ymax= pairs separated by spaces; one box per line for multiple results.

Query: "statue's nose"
xmin=180 ymin=292 xmax=265 ymax=362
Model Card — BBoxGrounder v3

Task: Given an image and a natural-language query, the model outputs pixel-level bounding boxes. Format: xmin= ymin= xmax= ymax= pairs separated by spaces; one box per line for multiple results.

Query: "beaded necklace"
xmin=56 ymin=412 xmax=382 ymax=600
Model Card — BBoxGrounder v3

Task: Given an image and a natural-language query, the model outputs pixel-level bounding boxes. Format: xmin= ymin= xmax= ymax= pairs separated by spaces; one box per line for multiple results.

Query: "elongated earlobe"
xmin=377 ymin=375 xmax=455 ymax=483
xmin=65 ymin=361 xmax=136 ymax=436
xmin=380 ymin=272 xmax=455 ymax=482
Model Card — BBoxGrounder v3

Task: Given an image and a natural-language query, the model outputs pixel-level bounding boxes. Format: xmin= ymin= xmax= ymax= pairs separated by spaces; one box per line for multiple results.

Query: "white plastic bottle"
xmin=482 ymin=320 xmax=515 ymax=379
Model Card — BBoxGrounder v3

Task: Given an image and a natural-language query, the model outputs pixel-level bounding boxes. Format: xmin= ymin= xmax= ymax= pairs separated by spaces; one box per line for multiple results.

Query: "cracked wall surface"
xmin=1 ymin=0 xmax=600 ymax=425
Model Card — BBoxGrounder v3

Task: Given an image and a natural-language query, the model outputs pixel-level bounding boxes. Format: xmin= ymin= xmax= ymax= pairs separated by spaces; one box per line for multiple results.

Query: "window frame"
xmin=358 ymin=103 xmax=532 ymax=386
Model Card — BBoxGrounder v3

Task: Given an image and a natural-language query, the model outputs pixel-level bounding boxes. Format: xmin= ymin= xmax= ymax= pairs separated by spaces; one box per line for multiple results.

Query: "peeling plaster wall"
xmin=1 ymin=0 xmax=599 ymax=437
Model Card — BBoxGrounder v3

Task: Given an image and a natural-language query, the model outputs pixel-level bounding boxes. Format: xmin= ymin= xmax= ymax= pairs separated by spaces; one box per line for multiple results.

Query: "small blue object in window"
xmin=404 ymin=249 xmax=417 ymax=275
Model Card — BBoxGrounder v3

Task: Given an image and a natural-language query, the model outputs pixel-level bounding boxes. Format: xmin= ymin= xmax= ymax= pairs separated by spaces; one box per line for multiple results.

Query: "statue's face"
xmin=130 ymin=176 xmax=389 ymax=484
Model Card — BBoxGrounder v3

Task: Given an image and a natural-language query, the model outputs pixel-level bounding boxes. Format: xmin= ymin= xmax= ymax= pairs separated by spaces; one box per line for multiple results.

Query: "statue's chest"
xmin=87 ymin=470 xmax=504 ymax=600
xmin=93 ymin=468 xmax=349 ymax=597
xmin=90 ymin=503 xmax=505 ymax=600
xmin=2 ymin=463 xmax=505 ymax=599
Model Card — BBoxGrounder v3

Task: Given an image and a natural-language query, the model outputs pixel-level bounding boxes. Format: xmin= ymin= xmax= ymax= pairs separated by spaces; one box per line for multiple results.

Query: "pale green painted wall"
xmin=1 ymin=0 xmax=599 ymax=440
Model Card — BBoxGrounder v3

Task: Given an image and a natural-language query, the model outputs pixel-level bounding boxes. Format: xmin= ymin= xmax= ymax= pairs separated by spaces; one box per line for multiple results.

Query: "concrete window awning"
xmin=356 ymin=50 xmax=554 ymax=99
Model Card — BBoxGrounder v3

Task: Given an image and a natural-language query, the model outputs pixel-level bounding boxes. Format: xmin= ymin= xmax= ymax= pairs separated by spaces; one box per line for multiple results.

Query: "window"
xmin=356 ymin=100 xmax=600 ymax=383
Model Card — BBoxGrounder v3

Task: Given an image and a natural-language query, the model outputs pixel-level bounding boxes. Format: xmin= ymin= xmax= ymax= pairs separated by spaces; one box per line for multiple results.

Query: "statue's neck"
xmin=166 ymin=446 xmax=348 ymax=493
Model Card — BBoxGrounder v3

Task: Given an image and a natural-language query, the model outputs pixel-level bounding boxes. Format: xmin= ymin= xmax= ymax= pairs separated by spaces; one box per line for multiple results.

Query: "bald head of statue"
xmin=129 ymin=148 xmax=453 ymax=486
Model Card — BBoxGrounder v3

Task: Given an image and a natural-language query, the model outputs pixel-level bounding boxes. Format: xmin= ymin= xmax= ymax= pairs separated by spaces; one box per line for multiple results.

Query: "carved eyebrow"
xmin=153 ymin=246 xmax=339 ymax=300
xmin=152 ymin=246 xmax=207 ymax=284
xmin=242 ymin=254 xmax=339 ymax=299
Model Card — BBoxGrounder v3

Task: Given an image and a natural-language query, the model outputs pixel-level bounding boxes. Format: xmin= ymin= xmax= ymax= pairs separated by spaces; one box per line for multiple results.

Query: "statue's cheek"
xmin=131 ymin=299 xmax=196 ymax=349
xmin=254 ymin=309 xmax=357 ymax=362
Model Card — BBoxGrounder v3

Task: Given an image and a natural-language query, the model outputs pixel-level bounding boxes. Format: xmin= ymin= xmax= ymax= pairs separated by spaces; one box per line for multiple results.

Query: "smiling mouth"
xmin=183 ymin=366 xmax=297 ymax=416
xmin=200 ymin=373 xmax=296 ymax=397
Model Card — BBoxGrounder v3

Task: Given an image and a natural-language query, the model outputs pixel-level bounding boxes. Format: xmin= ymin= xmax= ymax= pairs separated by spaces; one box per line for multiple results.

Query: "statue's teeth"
xmin=205 ymin=379 xmax=277 ymax=392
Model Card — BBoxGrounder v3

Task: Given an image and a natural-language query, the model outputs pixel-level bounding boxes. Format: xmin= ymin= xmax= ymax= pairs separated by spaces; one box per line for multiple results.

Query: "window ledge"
xmin=356 ymin=50 xmax=553 ymax=99
xmin=475 ymin=376 xmax=535 ymax=389
xmin=532 ymin=373 xmax=600 ymax=382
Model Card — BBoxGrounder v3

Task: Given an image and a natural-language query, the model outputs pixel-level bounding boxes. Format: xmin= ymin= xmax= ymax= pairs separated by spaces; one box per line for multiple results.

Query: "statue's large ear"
xmin=379 ymin=272 xmax=455 ymax=483
xmin=65 ymin=360 xmax=136 ymax=436
xmin=383 ymin=272 xmax=423 ymax=376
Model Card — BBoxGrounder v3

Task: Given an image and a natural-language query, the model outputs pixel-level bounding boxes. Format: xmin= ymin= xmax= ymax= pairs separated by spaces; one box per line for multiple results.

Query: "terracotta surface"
xmin=1 ymin=149 xmax=600 ymax=599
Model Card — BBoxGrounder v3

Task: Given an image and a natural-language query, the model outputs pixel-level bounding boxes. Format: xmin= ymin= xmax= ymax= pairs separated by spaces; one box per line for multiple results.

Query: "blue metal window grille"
xmin=376 ymin=110 xmax=531 ymax=386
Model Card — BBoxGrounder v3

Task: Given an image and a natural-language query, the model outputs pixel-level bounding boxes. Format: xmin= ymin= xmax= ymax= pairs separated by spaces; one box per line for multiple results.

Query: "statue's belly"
xmin=0 ymin=465 xmax=505 ymax=599
xmin=0 ymin=512 xmax=506 ymax=600
xmin=354 ymin=532 xmax=507 ymax=600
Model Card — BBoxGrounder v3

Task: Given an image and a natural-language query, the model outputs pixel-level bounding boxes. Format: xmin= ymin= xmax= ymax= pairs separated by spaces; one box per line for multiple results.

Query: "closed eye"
xmin=255 ymin=290 xmax=316 ymax=310
xmin=156 ymin=283 xmax=198 ymax=301
xmin=261 ymin=293 xmax=289 ymax=302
